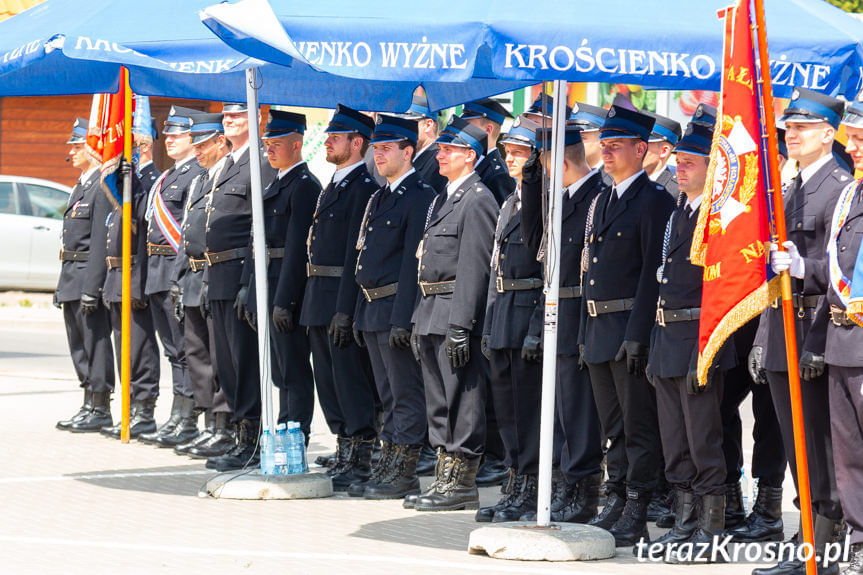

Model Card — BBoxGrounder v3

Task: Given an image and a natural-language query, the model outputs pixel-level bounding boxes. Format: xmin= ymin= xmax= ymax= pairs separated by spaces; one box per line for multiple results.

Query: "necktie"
xmin=604 ymin=187 xmax=618 ymax=220
xmin=677 ymin=204 xmax=692 ymax=237
xmin=786 ymin=172 xmax=802 ymax=200
xmin=222 ymin=155 xmax=235 ymax=176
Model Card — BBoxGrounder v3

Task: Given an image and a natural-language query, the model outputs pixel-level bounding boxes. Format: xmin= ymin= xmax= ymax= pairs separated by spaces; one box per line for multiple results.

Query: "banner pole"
xmin=751 ymin=2 xmax=816 ymax=573
xmin=120 ymin=67 xmax=132 ymax=444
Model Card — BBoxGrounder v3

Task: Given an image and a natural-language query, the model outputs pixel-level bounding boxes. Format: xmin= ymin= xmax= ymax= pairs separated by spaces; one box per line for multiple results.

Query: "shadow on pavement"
xmin=70 ymin=464 xmax=211 ymax=497
xmin=351 ymin=512 xmax=479 ymax=551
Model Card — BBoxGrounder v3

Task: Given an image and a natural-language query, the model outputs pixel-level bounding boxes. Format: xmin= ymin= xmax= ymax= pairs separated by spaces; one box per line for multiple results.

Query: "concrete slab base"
xmin=205 ymin=470 xmax=333 ymax=500
xmin=468 ymin=522 xmax=616 ymax=561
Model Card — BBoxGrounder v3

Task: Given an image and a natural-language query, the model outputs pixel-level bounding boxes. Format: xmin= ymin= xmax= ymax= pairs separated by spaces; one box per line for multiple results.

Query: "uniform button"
xmin=386 ymin=220 xmax=391 ymax=225
xmin=312 ymin=236 xmax=316 ymax=240
xmin=667 ymin=257 xmax=672 ymax=263
xmin=660 ymin=299 xmax=666 ymax=306
xmin=472 ymin=319 xmax=476 ymax=324
xmin=442 ymin=228 xmax=446 ymax=232
xmin=368 ymin=227 xmax=373 ymax=231
xmin=662 ymin=278 xmax=669 ymax=284
xmin=617 ymin=232 xmax=622 ymax=237
xmin=357 ymin=265 xmax=362 ymax=270
xmin=424 ymin=233 xmax=429 ymax=238
xmin=797 ymin=223 xmax=802 ymax=229
xmin=421 ymin=265 xmax=425 ymax=270
xmin=568 ymin=238 xmax=572 ymax=242
xmin=504 ymin=238 xmax=508 ymax=243
xmin=598 ymin=236 xmax=603 ymax=242
xmin=592 ymin=257 xmax=598 ymax=263
xmin=423 ymin=250 xmax=428 ymax=255
xmin=589 ymin=279 xmax=595 ymax=286
xmin=846 ymin=225 xmax=852 ymax=232
xmin=315 ymin=218 xmax=319 ymax=223
xmin=310 ymin=252 xmax=313 ymax=257
xmin=362 ymin=246 xmax=367 ymax=250
xmin=841 ymin=246 xmax=846 ymax=252
xmin=500 ymin=254 xmax=505 ymax=258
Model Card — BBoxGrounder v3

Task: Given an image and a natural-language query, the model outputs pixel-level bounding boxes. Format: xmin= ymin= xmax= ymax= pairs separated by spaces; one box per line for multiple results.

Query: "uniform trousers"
xmin=418 ymin=334 xmax=486 ymax=458
xmin=63 ymin=300 xmax=114 ymax=393
xmin=587 ymin=358 xmax=661 ymax=497
xmin=183 ymin=305 xmax=229 ymax=413
xmin=720 ymin=364 xmax=787 ymax=486
xmin=271 ymin=319 xmax=315 ymax=438
xmin=829 ymin=365 xmax=863 ymax=544
xmin=362 ymin=330 xmax=426 ymax=446
xmin=556 ymin=354 xmax=604 ymax=483
xmin=656 ymin=373 xmax=726 ymax=495
xmin=488 ymin=348 xmax=541 ymax=474
xmin=149 ymin=291 xmax=190 ymax=397
xmin=109 ymin=302 xmax=160 ymax=401
xmin=308 ymin=325 xmax=376 ymax=438
xmin=768 ymin=370 xmax=843 ymax=520
xmin=210 ymin=299 xmax=260 ymax=421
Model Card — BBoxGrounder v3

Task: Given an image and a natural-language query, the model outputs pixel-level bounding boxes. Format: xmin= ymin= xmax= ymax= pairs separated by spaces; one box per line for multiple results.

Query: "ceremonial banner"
xmin=86 ymin=79 xmax=135 ymax=209
xmin=690 ymin=0 xmax=778 ymax=385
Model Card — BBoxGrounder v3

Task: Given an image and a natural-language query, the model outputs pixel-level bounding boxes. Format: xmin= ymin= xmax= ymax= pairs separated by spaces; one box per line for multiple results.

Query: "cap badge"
xmin=791 ymin=89 xmax=800 ymax=100
xmin=607 ymin=107 xmax=616 ymax=118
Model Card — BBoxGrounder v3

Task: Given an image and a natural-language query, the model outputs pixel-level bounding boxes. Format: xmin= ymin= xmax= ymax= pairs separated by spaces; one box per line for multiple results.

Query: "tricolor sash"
xmin=827 ymin=178 xmax=863 ymax=327
xmin=146 ymin=171 xmax=181 ymax=253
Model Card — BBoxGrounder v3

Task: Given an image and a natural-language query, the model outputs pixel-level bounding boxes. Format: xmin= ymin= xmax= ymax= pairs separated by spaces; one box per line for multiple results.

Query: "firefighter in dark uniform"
xmin=398 ymin=94 xmax=447 ymax=195
xmin=99 ymin=121 xmax=162 ymax=440
xmin=460 ymin=98 xmax=516 ymax=206
xmin=643 ymin=111 xmax=681 ymax=200
xmin=173 ymin=113 xmax=234 ymax=460
xmin=801 ymin=98 xmax=863 ymax=575
xmin=239 ymin=110 xmax=319 ymax=440
xmin=644 ymin=122 xmax=734 ymax=560
xmin=579 ymin=106 xmax=674 ymax=546
xmin=405 ymin=116 xmax=498 ymax=512
xmin=300 ymin=105 xmax=378 ymax=491
xmin=569 ymin=102 xmax=613 ymax=187
xmin=751 ymin=88 xmax=848 ymax=575
xmin=517 ymin=123 xmax=607 ymax=525
xmin=522 ymin=94 xmax=572 ymax=127
xmin=474 ymin=117 xmax=546 ymax=522
xmin=55 ymin=117 xmax=115 ymax=433
xmin=349 ymin=115 xmax=436 ymax=500
xmin=139 ymin=106 xmax=206 ymax=448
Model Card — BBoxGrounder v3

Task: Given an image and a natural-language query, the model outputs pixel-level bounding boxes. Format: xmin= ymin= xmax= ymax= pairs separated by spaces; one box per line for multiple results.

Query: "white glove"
xmin=770 ymin=241 xmax=805 ymax=279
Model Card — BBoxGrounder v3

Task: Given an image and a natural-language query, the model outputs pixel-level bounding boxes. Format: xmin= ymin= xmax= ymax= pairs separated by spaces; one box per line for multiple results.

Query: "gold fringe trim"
xmin=697 ymin=276 xmax=780 ymax=385
xmin=848 ymin=300 xmax=863 ymax=328
xmin=99 ymin=154 xmax=123 ymax=213
xmin=691 ymin=113 xmax=728 ymax=266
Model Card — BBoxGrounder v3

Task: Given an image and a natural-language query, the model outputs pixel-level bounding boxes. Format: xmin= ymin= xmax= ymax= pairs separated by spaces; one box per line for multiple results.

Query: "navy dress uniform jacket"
xmin=654 ymin=165 xmax=679 ymax=199
xmin=354 ymin=170 xmax=437 ymax=332
xmin=174 ymin=172 xmax=209 ymax=307
xmin=102 ymin=174 xmax=148 ymax=303
xmin=412 ymin=172 xmax=498 ymax=336
xmin=521 ymin=171 xmax=605 ymax=356
xmin=579 ymin=172 xmax=675 ymax=363
xmin=477 ymin=148 xmax=516 ymax=206
xmin=138 ymin=162 xmax=160 ymax=194
xmin=145 ymin=159 xmax=205 ymax=296
xmin=413 ymin=144 xmax=448 ymax=195
xmin=755 ymin=157 xmax=850 ymax=370
xmin=300 ymin=164 xmax=378 ymax=327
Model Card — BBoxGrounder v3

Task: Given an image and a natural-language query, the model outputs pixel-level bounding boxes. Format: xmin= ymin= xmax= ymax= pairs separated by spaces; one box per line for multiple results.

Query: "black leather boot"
xmin=724 ymin=481 xmax=746 ymax=530
xmin=493 ymin=473 xmax=538 ymax=522
xmin=667 ymin=493 xmax=725 ymax=563
xmin=404 ymin=448 xmax=449 ymax=509
xmin=103 ymin=399 xmax=157 ymax=439
xmin=57 ymin=388 xmax=93 ymax=430
xmin=156 ymin=396 xmax=199 ymax=447
xmin=751 ymin=515 xmax=840 ymax=575
xmin=327 ymin=436 xmax=353 ymax=477
xmin=608 ymin=491 xmax=651 ymax=547
xmin=416 ymin=443 xmax=437 ymax=476
xmin=644 ymin=489 xmax=698 ymax=555
xmin=476 ymin=469 xmax=523 ymax=522
xmin=647 ymin=483 xmax=673 ymax=522
xmin=206 ymin=418 xmax=260 ymax=471
xmin=315 ymin=452 xmax=336 ymax=468
xmin=520 ymin=468 xmax=568 ymax=522
xmin=349 ymin=440 xmax=393 ymax=497
xmin=475 ymin=454 xmax=509 ymax=487
xmin=139 ymin=394 xmax=183 ymax=444
xmin=553 ymin=472 xmax=602 ymax=523
xmin=188 ymin=412 xmax=235 ymax=459
xmin=728 ymin=484 xmax=784 ymax=542
xmin=176 ymin=409 xmax=213 ymax=455
xmin=69 ymin=391 xmax=112 ymax=433
xmin=415 ymin=453 xmax=480 ymax=511
xmin=365 ymin=444 xmax=422 ymax=500
xmin=332 ymin=437 xmax=374 ymax=492
xmin=588 ymin=490 xmax=626 ymax=530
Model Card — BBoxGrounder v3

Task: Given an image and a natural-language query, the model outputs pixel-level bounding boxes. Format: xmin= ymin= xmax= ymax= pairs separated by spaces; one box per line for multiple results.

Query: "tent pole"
xmin=245 ymin=67 xmax=274 ymax=434
xmin=121 ymin=67 xmax=133 ymax=444
xmin=536 ymin=79 xmax=567 ymax=527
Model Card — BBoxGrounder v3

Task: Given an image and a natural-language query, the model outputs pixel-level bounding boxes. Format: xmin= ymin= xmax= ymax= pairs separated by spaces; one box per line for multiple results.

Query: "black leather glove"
xmin=131 ymin=297 xmax=148 ymax=311
xmin=272 ymin=306 xmax=294 ymax=333
xmin=614 ymin=340 xmax=649 ymax=375
xmin=245 ymin=310 xmax=257 ymax=331
xmin=52 ymin=291 xmax=61 ymax=309
xmin=799 ymin=351 xmax=825 ymax=382
xmin=328 ymin=312 xmax=353 ymax=349
xmin=481 ymin=334 xmax=491 ymax=360
xmin=353 ymin=322 xmax=365 ymax=348
xmin=686 ymin=368 xmax=713 ymax=395
xmin=521 ymin=334 xmax=542 ymax=363
xmin=748 ymin=346 xmax=767 ymax=385
xmin=578 ymin=343 xmax=587 ymax=370
xmin=234 ymin=285 xmax=249 ymax=321
xmin=410 ymin=328 xmax=422 ymax=363
xmin=388 ymin=326 xmax=411 ymax=349
xmin=522 ymin=148 xmax=542 ymax=184
xmin=201 ymin=282 xmax=210 ymax=319
xmin=645 ymin=366 xmax=656 ymax=388
xmin=445 ymin=324 xmax=470 ymax=369
xmin=80 ymin=293 xmax=99 ymax=315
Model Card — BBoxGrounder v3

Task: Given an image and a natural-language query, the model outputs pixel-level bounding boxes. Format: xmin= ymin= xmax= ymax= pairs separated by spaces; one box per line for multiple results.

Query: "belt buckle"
xmin=204 ymin=252 xmax=214 ymax=265
xmin=830 ymin=305 xmax=845 ymax=327
xmin=420 ymin=283 xmax=429 ymax=297
xmin=770 ymin=298 xmax=779 ymax=309
xmin=362 ymin=287 xmax=373 ymax=303
xmin=495 ymin=276 xmax=504 ymax=293
xmin=656 ymin=307 xmax=666 ymax=327
xmin=306 ymin=262 xmax=312 ymax=277
xmin=586 ymin=299 xmax=598 ymax=318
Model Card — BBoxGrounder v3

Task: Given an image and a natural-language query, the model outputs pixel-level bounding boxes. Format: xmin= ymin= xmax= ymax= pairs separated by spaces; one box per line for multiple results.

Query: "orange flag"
xmin=85 ymin=78 xmax=135 ymax=209
xmin=690 ymin=0 xmax=779 ymax=385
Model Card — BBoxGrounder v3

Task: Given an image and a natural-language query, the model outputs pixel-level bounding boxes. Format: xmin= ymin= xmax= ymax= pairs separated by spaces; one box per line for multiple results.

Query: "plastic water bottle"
xmin=260 ymin=429 xmax=275 ymax=475
xmin=740 ymin=468 xmax=750 ymax=515
xmin=274 ymin=423 xmax=288 ymax=475
xmin=287 ymin=421 xmax=308 ymax=474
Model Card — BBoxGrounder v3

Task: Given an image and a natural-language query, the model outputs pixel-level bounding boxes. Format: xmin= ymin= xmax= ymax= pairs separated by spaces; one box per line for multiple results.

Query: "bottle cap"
xmin=287 ymin=421 xmax=301 ymax=429
xmin=276 ymin=422 xmax=287 ymax=431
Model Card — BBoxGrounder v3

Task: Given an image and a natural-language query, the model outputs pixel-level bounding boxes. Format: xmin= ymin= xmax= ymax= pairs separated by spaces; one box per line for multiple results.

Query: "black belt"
xmin=361 ymin=282 xmax=398 ymax=302
xmin=147 ymin=243 xmax=176 ymax=256
xmin=250 ymin=247 xmax=285 ymax=260
xmin=586 ymin=297 xmax=634 ymax=317
xmin=205 ymin=247 xmax=248 ymax=265
xmin=771 ymin=294 xmax=820 ymax=309
xmin=656 ymin=307 xmax=701 ymax=327
xmin=830 ymin=305 xmax=858 ymax=327
xmin=189 ymin=258 xmax=207 ymax=272
xmin=419 ymin=280 xmax=456 ymax=296
xmin=495 ymin=277 xmax=543 ymax=293
xmin=559 ymin=286 xmax=583 ymax=299
xmin=60 ymin=249 xmax=89 ymax=262
xmin=106 ymin=256 xmax=137 ymax=269
xmin=307 ymin=263 xmax=344 ymax=278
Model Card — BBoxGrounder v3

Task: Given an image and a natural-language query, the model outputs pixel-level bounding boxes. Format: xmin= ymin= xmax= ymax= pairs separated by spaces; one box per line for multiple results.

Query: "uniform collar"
xmin=685 ymin=194 xmax=703 ymax=214
xmin=208 ymin=154 xmax=229 ymax=179
xmin=799 ymin=153 xmax=832 ymax=185
xmin=229 ymin=142 xmax=250 ymax=162
xmin=80 ymin=166 xmax=99 ymax=184
xmin=415 ymin=142 xmax=435 ymax=159
xmin=174 ymin=155 xmax=196 ymax=170
xmin=612 ymin=169 xmax=645 ymax=198
xmin=386 ymin=167 xmax=415 ymax=191
xmin=332 ymin=160 xmax=365 ymax=185
xmin=446 ymin=171 xmax=474 ymax=197
xmin=277 ymin=161 xmax=304 ymax=180
xmin=567 ymin=169 xmax=598 ymax=198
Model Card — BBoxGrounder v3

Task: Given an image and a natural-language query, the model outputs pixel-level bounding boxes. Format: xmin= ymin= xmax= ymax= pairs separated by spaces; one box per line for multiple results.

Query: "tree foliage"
xmin=826 ymin=0 xmax=863 ymax=12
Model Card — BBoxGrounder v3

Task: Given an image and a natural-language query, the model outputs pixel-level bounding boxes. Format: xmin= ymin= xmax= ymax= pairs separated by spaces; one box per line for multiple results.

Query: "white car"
xmin=0 ymin=176 xmax=72 ymax=291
